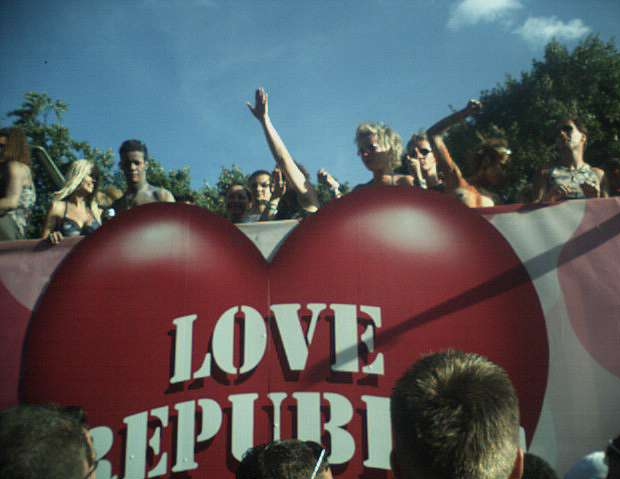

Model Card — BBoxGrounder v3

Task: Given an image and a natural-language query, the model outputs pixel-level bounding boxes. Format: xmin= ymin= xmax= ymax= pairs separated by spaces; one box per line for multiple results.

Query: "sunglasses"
xmin=416 ymin=148 xmax=432 ymax=157
xmin=358 ymin=143 xmax=380 ymax=155
xmin=560 ymin=125 xmax=574 ymax=134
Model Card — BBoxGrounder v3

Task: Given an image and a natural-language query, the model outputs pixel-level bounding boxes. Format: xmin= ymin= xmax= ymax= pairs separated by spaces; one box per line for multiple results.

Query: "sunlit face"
xmin=226 ymin=185 xmax=251 ymax=218
xmin=358 ymin=133 xmax=390 ymax=173
xmin=411 ymin=140 xmax=436 ymax=173
xmin=79 ymin=173 xmax=96 ymax=195
xmin=557 ymin=121 xmax=585 ymax=152
xmin=249 ymin=173 xmax=272 ymax=202
xmin=121 ymin=151 xmax=148 ymax=184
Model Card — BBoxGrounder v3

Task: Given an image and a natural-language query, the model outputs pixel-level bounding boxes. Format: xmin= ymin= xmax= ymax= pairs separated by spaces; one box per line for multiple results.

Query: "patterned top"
xmin=548 ymin=163 xmax=600 ymax=199
xmin=6 ymin=183 xmax=36 ymax=239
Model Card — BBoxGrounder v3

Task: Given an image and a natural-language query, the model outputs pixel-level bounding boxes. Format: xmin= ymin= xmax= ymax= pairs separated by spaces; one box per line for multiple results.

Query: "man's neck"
xmin=126 ymin=179 xmax=150 ymax=194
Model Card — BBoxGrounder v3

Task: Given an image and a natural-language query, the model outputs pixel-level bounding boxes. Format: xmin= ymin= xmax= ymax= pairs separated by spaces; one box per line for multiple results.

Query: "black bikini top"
xmin=57 ymin=202 xmax=101 ymax=237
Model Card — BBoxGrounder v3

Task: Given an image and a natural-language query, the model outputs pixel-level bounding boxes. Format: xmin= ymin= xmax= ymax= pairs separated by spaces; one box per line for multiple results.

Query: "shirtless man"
xmin=112 ymin=139 xmax=175 ymax=212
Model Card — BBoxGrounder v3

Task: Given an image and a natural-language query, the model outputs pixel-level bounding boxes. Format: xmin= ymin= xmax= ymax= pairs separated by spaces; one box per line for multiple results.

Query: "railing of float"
xmin=31 ymin=145 xmax=65 ymax=188
xmin=1 ymin=189 xmax=619 ymax=479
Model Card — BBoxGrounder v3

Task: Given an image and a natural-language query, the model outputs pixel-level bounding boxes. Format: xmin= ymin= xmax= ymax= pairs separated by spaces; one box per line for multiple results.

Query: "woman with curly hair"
xmin=42 ymin=159 xmax=102 ymax=244
xmin=0 ymin=128 xmax=36 ymax=240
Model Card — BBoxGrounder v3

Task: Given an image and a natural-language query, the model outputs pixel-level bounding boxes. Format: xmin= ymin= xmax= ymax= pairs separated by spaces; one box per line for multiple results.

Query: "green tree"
xmin=5 ymin=92 xmax=115 ymax=237
xmin=199 ymin=165 xmax=247 ymax=215
xmin=442 ymin=35 xmax=620 ymax=202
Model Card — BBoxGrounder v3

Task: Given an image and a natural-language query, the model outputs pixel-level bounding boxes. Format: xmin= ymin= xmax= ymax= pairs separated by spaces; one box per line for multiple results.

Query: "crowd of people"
xmin=1 ymin=89 xmax=619 ymax=243
xmin=1 ymin=350 xmax=618 ymax=479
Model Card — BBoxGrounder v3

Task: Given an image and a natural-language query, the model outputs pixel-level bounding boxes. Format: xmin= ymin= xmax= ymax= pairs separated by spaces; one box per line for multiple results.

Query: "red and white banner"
xmin=1 ymin=188 xmax=618 ymax=478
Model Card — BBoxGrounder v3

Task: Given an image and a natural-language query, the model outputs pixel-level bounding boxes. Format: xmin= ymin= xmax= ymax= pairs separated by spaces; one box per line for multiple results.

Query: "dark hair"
xmin=249 ymin=170 xmax=272 ymax=182
xmin=257 ymin=440 xmax=324 ymax=479
xmin=0 ymin=404 xmax=91 ymax=479
xmin=523 ymin=453 xmax=559 ymax=479
xmin=119 ymin=139 xmax=148 ymax=162
xmin=405 ymin=132 xmax=429 ymax=156
xmin=0 ymin=127 xmax=31 ymax=166
xmin=237 ymin=443 xmax=267 ymax=479
xmin=473 ymin=138 xmax=510 ymax=172
xmin=391 ymin=350 xmax=520 ymax=479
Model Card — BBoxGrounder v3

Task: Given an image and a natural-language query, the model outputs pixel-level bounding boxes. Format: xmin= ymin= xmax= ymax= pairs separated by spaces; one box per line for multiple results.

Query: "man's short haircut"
xmin=255 ymin=439 xmax=326 ymax=479
xmin=0 ymin=404 xmax=90 ymax=479
xmin=119 ymin=139 xmax=149 ymax=162
xmin=391 ymin=350 xmax=520 ymax=479
xmin=523 ymin=453 xmax=558 ymax=479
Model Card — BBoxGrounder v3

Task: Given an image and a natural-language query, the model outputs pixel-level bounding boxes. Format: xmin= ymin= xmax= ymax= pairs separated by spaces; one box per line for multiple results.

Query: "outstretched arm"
xmin=247 ymin=88 xmax=319 ymax=213
xmin=426 ymin=100 xmax=481 ymax=190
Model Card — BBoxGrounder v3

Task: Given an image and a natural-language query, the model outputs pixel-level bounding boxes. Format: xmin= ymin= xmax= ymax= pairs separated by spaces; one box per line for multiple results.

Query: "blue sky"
xmin=2 ymin=0 xmax=619 ymax=189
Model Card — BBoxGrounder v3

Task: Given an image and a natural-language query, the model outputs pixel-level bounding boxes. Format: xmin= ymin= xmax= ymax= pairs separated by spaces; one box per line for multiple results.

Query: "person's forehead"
xmin=124 ymin=151 xmax=145 ymax=161
xmin=251 ymin=174 xmax=271 ymax=184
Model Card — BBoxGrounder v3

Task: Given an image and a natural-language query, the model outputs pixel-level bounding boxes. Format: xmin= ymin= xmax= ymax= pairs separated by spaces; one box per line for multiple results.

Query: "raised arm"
xmin=426 ymin=100 xmax=481 ymax=190
xmin=247 ymin=88 xmax=319 ymax=213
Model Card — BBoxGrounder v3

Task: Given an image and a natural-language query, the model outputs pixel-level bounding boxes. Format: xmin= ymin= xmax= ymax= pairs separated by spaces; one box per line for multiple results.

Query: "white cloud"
xmin=447 ymin=0 xmax=523 ymax=30
xmin=514 ymin=16 xmax=590 ymax=46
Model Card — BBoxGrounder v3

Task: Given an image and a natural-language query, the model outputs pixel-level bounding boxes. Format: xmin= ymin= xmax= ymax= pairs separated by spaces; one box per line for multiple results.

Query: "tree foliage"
xmin=5 ymin=92 xmax=115 ymax=237
xmin=443 ymin=35 xmax=620 ymax=201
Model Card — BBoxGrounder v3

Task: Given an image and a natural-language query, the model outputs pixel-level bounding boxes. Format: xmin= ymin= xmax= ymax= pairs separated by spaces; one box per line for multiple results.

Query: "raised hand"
xmin=271 ymin=167 xmax=287 ymax=199
xmin=246 ymin=87 xmax=269 ymax=121
xmin=317 ymin=169 xmax=340 ymax=190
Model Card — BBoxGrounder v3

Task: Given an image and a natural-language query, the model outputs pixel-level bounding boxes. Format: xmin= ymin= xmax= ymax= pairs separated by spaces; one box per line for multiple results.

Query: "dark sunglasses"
xmin=359 ymin=143 xmax=380 ymax=155
xmin=560 ymin=125 xmax=574 ymax=134
xmin=417 ymin=148 xmax=432 ymax=156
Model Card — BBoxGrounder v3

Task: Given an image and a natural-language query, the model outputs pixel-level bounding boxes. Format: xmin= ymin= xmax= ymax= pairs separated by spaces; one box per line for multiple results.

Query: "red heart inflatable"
xmin=21 ymin=188 xmax=548 ymax=479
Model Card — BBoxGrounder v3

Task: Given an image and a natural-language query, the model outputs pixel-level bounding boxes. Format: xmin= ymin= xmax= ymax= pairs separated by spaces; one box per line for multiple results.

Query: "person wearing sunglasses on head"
xmin=426 ymin=99 xmax=511 ymax=207
xmin=533 ymin=118 xmax=606 ymax=202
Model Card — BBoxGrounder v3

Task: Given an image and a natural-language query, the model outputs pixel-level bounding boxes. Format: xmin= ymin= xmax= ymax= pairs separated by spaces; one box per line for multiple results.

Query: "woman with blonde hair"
xmin=354 ymin=122 xmax=415 ymax=189
xmin=0 ymin=127 xmax=36 ymax=240
xmin=42 ymin=159 xmax=102 ymax=244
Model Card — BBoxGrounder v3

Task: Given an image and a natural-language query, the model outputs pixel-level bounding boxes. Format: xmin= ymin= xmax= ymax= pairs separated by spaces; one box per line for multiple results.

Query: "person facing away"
xmin=0 ymin=404 xmax=98 ymax=479
xmin=390 ymin=350 xmax=524 ymax=479
xmin=112 ymin=139 xmax=174 ymax=213
xmin=0 ymin=127 xmax=36 ymax=240
xmin=237 ymin=439 xmax=331 ymax=479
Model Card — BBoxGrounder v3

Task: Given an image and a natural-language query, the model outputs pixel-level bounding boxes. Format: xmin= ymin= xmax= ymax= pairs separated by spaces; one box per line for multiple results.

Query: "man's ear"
xmin=509 ymin=448 xmax=524 ymax=479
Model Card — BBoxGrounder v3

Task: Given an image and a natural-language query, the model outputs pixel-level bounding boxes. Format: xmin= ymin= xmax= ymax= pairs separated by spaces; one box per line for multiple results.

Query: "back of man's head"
xmin=0 ymin=404 xmax=89 ymax=479
xmin=391 ymin=350 xmax=521 ymax=479
xmin=246 ymin=439 xmax=328 ymax=479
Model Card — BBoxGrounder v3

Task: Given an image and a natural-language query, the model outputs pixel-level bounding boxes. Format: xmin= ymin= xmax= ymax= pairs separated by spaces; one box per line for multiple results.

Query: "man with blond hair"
xmin=390 ymin=350 xmax=524 ymax=479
